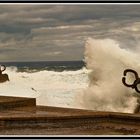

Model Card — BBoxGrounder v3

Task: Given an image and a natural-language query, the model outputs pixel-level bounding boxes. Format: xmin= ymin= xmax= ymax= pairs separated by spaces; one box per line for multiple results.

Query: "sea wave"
xmin=83 ymin=38 xmax=140 ymax=113
xmin=0 ymin=66 xmax=89 ymax=109
xmin=0 ymin=38 xmax=139 ymax=113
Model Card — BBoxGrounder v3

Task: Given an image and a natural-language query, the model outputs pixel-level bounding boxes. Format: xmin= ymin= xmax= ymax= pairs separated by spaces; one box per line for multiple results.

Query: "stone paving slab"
xmin=0 ymin=96 xmax=36 ymax=110
xmin=0 ymin=96 xmax=140 ymax=135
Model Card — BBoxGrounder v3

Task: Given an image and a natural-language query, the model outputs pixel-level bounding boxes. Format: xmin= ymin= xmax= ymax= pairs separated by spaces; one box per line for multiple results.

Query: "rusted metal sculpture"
xmin=122 ymin=69 xmax=140 ymax=93
xmin=0 ymin=65 xmax=9 ymax=83
xmin=122 ymin=69 xmax=140 ymax=113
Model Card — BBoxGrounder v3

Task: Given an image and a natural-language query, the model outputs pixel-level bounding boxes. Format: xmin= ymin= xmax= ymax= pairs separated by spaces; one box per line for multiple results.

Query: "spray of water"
xmin=0 ymin=67 xmax=89 ymax=108
xmin=83 ymin=38 xmax=140 ymax=113
xmin=0 ymin=38 xmax=140 ymax=113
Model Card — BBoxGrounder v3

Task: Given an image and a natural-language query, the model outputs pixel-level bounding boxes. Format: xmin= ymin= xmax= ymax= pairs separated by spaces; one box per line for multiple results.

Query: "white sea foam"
xmin=83 ymin=38 xmax=140 ymax=113
xmin=0 ymin=67 xmax=89 ymax=109
xmin=0 ymin=38 xmax=139 ymax=113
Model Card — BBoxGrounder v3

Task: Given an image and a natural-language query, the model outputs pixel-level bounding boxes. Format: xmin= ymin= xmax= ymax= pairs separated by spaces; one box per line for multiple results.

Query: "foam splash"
xmin=0 ymin=67 xmax=89 ymax=108
xmin=0 ymin=38 xmax=139 ymax=113
xmin=83 ymin=38 xmax=140 ymax=113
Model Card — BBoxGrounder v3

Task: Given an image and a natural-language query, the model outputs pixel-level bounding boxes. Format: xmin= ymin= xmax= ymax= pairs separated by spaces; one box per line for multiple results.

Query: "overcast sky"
xmin=0 ymin=4 xmax=140 ymax=61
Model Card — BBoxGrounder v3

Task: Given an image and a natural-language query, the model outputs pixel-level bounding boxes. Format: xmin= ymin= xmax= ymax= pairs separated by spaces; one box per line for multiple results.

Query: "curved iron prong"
xmin=135 ymin=85 xmax=140 ymax=93
xmin=122 ymin=69 xmax=138 ymax=88
xmin=123 ymin=69 xmax=139 ymax=79
xmin=122 ymin=77 xmax=134 ymax=87
xmin=122 ymin=69 xmax=140 ymax=94
xmin=133 ymin=79 xmax=140 ymax=93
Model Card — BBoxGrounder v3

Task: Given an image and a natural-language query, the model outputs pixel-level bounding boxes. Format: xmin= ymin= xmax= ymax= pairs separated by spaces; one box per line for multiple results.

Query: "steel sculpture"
xmin=122 ymin=69 xmax=140 ymax=93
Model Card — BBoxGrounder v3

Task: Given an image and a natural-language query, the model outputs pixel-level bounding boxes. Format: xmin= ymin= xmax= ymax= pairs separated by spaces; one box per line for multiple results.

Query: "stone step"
xmin=0 ymin=105 xmax=140 ymax=135
xmin=0 ymin=96 xmax=36 ymax=110
xmin=0 ymin=95 xmax=140 ymax=135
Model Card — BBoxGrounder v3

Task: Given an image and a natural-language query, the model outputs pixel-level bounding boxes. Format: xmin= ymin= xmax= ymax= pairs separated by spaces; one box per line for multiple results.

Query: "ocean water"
xmin=1 ymin=61 xmax=85 ymax=72
xmin=84 ymin=38 xmax=140 ymax=113
xmin=0 ymin=61 xmax=89 ymax=109
xmin=0 ymin=38 xmax=140 ymax=113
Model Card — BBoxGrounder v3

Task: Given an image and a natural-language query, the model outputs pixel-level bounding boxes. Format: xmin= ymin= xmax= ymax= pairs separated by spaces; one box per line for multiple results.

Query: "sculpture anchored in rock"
xmin=0 ymin=65 xmax=9 ymax=83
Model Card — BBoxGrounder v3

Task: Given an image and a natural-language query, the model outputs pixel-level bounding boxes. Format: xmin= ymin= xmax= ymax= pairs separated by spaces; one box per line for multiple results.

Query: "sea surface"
xmin=0 ymin=60 xmax=89 ymax=109
xmin=0 ymin=38 xmax=138 ymax=113
xmin=0 ymin=61 xmax=85 ymax=72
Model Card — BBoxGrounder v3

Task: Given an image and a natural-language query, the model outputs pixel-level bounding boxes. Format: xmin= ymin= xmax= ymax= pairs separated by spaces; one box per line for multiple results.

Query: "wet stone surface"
xmin=0 ymin=96 xmax=140 ymax=135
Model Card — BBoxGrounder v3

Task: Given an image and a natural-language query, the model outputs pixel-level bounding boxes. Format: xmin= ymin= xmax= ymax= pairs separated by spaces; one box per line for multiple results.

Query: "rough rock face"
xmin=0 ymin=74 xmax=9 ymax=83
xmin=0 ymin=65 xmax=9 ymax=83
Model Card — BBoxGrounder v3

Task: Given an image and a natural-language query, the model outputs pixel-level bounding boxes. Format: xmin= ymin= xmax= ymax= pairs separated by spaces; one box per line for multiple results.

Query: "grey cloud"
xmin=0 ymin=5 xmax=140 ymax=61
